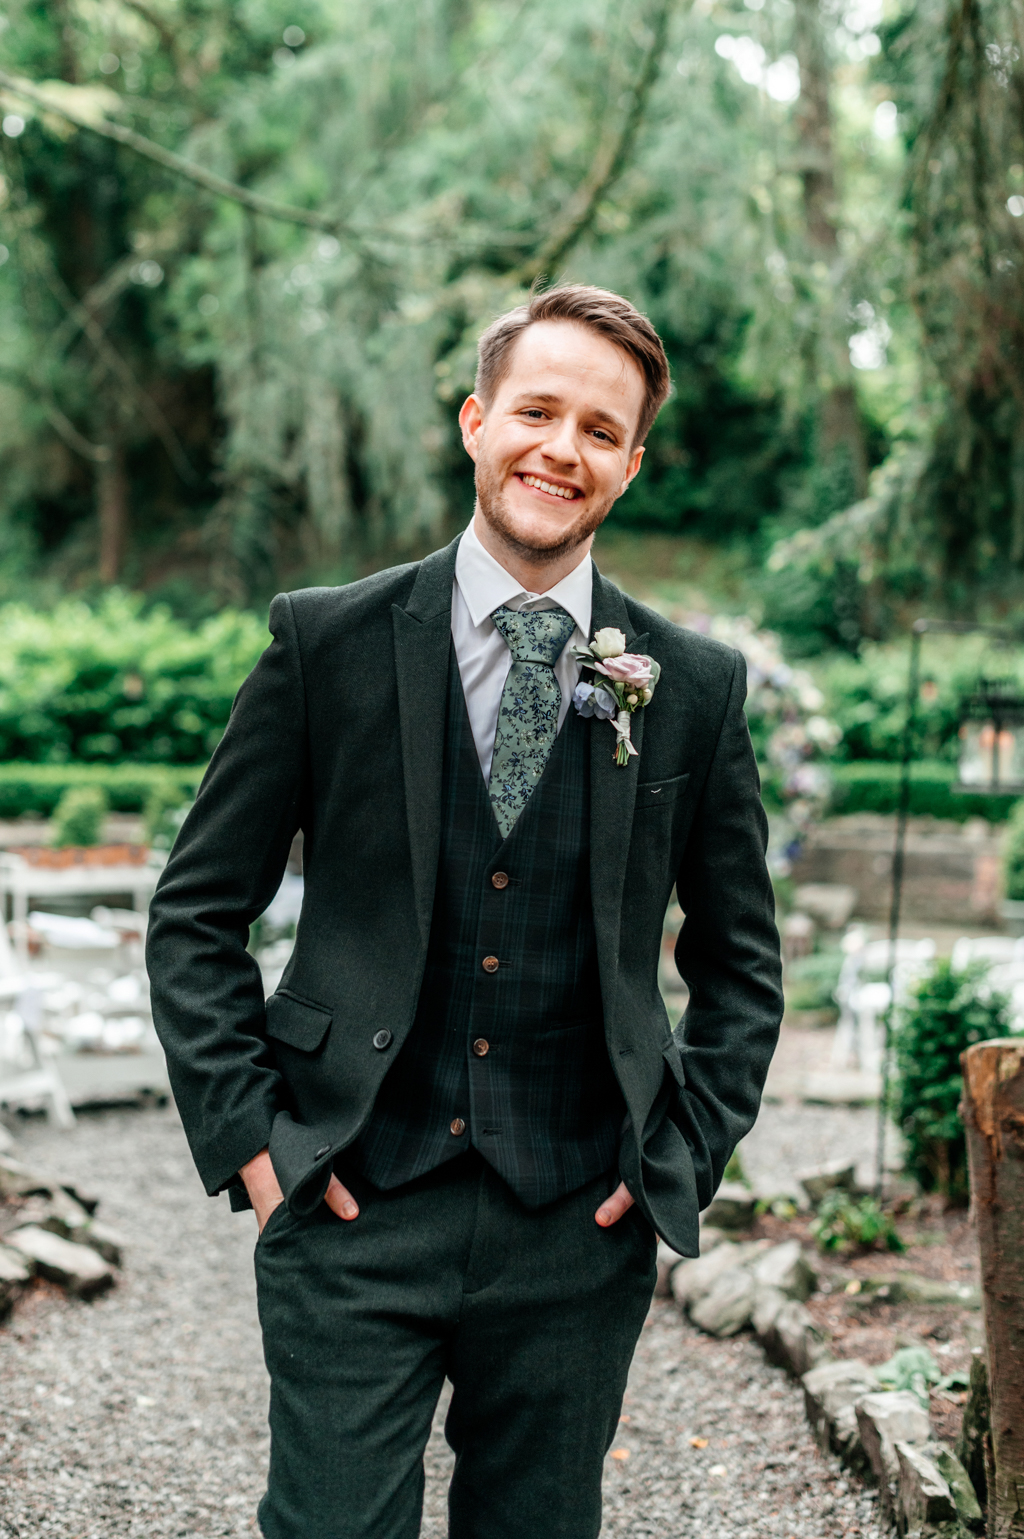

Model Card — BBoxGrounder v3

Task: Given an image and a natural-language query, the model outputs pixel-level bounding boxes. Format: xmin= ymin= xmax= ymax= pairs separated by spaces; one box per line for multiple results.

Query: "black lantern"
xmin=957 ymin=679 xmax=1024 ymax=794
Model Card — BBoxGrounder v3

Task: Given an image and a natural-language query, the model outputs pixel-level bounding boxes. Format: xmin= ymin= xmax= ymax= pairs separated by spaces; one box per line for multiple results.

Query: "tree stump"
xmin=961 ymin=1039 xmax=1024 ymax=1539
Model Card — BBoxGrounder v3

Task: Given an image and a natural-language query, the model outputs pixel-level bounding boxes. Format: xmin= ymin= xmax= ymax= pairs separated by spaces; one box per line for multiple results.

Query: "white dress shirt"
xmin=451 ymin=520 xmax=593 ymax=783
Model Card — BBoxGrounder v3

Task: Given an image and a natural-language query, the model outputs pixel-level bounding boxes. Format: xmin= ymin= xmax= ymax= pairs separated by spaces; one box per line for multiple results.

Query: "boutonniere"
xmin=571 ymin=627 xmax=661 ymax=766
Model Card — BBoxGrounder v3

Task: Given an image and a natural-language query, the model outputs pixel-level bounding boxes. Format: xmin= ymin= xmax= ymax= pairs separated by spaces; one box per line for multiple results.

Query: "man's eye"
xmin=522 ymin=409 xmax=546 ymax=420
xmin=592 ymin=429 xmax=614 ymax=443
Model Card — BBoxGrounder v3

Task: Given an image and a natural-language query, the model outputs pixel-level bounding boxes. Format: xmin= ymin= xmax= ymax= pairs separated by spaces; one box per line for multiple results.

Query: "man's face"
xmin=458 ymin=320 xmax=646 ymax=565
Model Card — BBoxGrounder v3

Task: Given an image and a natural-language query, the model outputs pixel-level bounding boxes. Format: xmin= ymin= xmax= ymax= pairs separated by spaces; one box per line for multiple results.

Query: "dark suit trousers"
xmin=253 ymin=1152 xmax=657 ymax=1539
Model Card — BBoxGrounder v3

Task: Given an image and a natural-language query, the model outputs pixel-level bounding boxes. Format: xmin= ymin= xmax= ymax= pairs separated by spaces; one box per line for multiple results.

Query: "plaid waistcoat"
xmin=349 ymin=648 xmax=624 ymax=1206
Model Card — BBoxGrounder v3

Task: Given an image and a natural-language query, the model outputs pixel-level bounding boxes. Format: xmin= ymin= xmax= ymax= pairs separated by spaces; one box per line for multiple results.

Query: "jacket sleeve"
xmin=671 ymin=650 xmax=784 ymax=1208
xmin=145 ymin=593 xmax=308 ymax=1197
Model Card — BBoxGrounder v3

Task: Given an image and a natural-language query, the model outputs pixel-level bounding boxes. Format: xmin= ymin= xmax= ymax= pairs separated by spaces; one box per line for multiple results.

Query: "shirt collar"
xmin=455 ymin=519 xmax=593 ymax=638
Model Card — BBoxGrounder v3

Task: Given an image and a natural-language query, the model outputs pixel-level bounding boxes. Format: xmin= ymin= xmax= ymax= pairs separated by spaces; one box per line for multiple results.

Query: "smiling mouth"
xmin=517 ymin=473 xmax=582 ymax=501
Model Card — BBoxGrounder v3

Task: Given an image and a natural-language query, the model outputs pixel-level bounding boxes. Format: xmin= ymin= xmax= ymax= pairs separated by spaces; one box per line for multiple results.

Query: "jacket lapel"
xmin=588 ymin=568 xmax=649 ymax=977
xmin=392 ymin=535 xmax=461 ymax=949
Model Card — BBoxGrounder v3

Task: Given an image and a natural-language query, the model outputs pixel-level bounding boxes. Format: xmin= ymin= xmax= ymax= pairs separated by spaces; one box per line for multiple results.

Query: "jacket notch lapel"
xmin=392 ymin=537 xmax=461 ymax=948
xmin=588 ymin=569 xmax=650 ymax=969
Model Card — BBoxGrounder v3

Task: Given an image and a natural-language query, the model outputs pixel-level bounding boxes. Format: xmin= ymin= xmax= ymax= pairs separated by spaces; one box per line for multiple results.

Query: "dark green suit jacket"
xmin=146 ymin=535 xmax=783 ymax=1257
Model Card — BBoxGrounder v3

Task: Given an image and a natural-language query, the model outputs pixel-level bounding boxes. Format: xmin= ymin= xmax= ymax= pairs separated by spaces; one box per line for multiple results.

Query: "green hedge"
xmin=828 ymin=760 xmax=1017 ymax=822
xmin=0 ymin=763 xmax=206 ymax=819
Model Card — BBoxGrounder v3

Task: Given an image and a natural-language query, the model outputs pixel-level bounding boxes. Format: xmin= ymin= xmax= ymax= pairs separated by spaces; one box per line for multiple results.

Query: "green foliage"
xmin=0 ymin=592 xmax=266 ymax=763
xmin=784 ymin=948 xmax=843 ymax=1013
xmin=722 ymin=1148 xmax=749 ymax=1187
xmin=828 ymin=761 xmax=1013 ymax=822
xmin=1002 ymin=800 xmax=1024 ymax=902
xmin=875 ymin=1347 xmax=941 ymax=1407
xmin=810 ymin=1190 xmax=905 ymax=1254
xmin=50 ymin=785 xmax=109 ymax=848
xmin=894 ymin=960 xmax=1013 ymax=1199
xmin=143 ymin=774 xmax=192 ymax=850
xmin=0 ymin=763 xmax=204 ymax=819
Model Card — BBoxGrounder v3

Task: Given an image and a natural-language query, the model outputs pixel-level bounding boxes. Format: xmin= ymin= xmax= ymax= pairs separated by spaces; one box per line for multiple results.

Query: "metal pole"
xmin=876 ymin=623 xmax=923 ymax=1199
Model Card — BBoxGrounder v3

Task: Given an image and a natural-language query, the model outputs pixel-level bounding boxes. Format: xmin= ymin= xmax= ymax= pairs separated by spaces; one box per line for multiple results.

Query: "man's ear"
xmin=459 ymin=395 xmax=484 ymax=463
xmin=617 ymin=444 xmax=645 ymax=497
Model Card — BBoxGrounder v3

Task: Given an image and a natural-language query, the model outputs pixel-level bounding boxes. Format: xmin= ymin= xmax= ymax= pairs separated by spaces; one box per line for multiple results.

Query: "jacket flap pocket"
xmin=635 ymin=772 xmax=690 ymax=810
xmin=265 ymin=992 xmax=332 ymax=1053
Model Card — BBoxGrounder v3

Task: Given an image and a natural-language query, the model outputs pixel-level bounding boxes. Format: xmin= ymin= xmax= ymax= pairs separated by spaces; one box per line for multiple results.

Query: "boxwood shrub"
xmin=828 ymin=760 xmax=1014 ymax=823
xmin=0 ymin=763 xmax=205 ymax=819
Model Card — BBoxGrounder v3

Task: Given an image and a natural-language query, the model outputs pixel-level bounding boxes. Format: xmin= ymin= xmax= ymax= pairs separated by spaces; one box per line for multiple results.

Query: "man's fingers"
xmin=324 ymin=1173 xmax=359 ymax=1221
xmin=595 ymin=1180 xmax=635 ymax=1227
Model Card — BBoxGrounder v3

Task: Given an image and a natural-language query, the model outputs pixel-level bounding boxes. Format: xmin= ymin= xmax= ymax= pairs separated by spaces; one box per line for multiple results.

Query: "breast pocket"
xmin=635 ymin=772 xmax=690 ymax=811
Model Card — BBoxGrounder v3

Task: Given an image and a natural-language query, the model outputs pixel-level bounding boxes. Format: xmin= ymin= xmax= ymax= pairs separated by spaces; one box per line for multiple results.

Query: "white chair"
xmin=831 ymin=931 xmax=935 ymax=1072
xmin=950 ymin=935 xmax=1024 ymax=972
xmin=0 ymin=921 xmax=75 ymax=1128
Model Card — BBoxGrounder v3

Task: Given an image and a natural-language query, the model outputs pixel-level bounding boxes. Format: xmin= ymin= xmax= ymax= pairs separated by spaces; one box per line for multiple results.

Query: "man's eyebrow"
xmin=507 ymin=392 xmax=629 ymax=435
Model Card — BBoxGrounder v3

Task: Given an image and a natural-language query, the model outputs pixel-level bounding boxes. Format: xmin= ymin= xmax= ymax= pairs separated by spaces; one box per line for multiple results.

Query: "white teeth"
xmin=521 ymin=474 xmax=577 ymax=499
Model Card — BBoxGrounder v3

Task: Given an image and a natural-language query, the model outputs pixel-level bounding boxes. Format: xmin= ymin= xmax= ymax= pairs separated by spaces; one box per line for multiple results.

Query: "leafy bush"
xmin=814 ymin=635 xmax=1024 ymax=765
xmin=828 ymin=760 xmax=1012 ymax=822
xmin=0 ymin=763 xmax=205 ymax=818
xmin=1002 ymin=799 xmax=1024 ymax=900
xmin=810 ymin=1191 xmax=905 ymax=1254
xmin=51 ymin=786 xmax=108 ymax=848
xmin=894 ymin=960 xmax=1013 ymax=1200
xmin=0 ymin=593 xmax=267 ymax=764
xmin=144 ymin=775 xmax=193 ymax=851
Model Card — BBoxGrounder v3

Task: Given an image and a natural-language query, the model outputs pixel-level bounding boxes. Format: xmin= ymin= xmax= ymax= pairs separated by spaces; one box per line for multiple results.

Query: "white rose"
xmin=591 ymin=627 xmax=627 ymax=660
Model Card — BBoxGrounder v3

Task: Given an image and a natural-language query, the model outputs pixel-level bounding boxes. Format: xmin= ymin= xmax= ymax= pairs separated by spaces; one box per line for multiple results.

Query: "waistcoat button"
xmin=472 ymin=1038 xmax=489 ymax=1057
xmin=491 ymin=871 xmax=509 ymax=889
xmin=482 ymin=955 xmax=499 ymax=974
xmin=372 ymin=1029 xmax=392 ymax=1050
xmin=450 ymin=1117 xmax=466 ymax=1136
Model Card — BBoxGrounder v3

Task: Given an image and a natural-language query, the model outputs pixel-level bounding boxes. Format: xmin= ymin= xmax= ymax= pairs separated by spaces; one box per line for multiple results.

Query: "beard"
xmin=474 ymin=454 xmax=615 ymax=566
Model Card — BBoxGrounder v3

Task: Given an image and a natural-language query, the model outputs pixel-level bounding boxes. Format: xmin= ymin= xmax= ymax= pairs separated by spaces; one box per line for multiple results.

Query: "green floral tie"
xmin=488 ymin=604 xmax=578 ymax=838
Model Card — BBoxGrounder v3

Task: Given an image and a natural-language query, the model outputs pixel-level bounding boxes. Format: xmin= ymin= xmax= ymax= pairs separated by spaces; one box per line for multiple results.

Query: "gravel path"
xmin=0 ymin=1105 xmax=881 ymax=1538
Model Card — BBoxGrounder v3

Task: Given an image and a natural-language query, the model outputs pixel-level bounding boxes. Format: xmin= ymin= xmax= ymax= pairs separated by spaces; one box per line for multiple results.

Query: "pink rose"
xmin=596 ymin=652 xmax=653 ymax=688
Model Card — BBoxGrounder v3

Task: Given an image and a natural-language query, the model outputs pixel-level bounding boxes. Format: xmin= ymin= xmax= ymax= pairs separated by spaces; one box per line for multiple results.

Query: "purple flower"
xmin=573 ymin=681 xmax=617 ymax=721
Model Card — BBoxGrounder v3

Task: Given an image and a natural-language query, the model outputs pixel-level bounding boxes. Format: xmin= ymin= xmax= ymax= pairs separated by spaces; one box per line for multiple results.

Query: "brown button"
xmin=450 ymin=1117 xmax=466 ymax=1136
xmin=472 ymin=1038 xmax=490 ymax=1057
xmin=491 ymin=871 xmax=509 ymax=890
xmin=482 ymin=955 xmax=499 ymax=974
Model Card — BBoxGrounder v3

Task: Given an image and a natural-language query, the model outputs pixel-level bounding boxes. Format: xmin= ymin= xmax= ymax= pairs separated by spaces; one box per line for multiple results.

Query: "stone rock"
xmin=855 ymin=1390 xmax=931 ymax=1492
xmin=81 ymin=1221 xmax=124 ymax=1268
xmin=670 ymin=1241 xmax=763 ymax=1310
xmin=751 ymin=1285 xmax=788 ymax=1338
xmin=793 ymin=882 xmax=858 ymax=929
xmin=931 ymin=1444 xmax=984 ymax=1533
xmin=801 ymin=1358 xmax=880 ymax=1463
xmin=753 ymin=1240 xmax=818 ymax=1301
xmin=0 ymin=1153 xmax=52 ymax=1200
xmin=5 ymin=1226 xmax=115 ymax=1298
xmin=894 ymin=1441 xmax=958 ymax=1536
xmin=702 ymin=1182 xmax=757 ymax=1231
xmin=953 ymin=1350 xmax=988 ymax=1513
xmin=33 ymin=1188 xmax=93 ymax=1242
xmin=759 ymin=1299 xmax=831 ymax=1378
xmin=655 ymin=1241 xmax=685 ymax=1298
xmin=59 ymin=1181 xmax=99 ymax=1216
xmin=0 ymin=1243 xmax=32 ymax=1319
xmin=0 ymin=1122 xmax=14 ymax=1153
xmin=698 ymin=1225 xmax=728 ymax=1254
xmin=855 ymin=1274 xmax=981 ymax=1309
xmin=798 ymin=1160 xmax=858 ymax=1208
xmin=689 ymin=1266 xmax=758 ymax=1338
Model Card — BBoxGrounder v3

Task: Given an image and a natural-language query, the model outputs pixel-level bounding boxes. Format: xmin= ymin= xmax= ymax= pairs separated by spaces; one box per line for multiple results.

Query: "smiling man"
xmin=146 ymin=285 xmax=783 ymax=1539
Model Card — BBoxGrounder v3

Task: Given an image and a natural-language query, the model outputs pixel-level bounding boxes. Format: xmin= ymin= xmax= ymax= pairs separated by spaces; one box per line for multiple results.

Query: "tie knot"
xmin=491 ymin=605 xmax=576 ymax=666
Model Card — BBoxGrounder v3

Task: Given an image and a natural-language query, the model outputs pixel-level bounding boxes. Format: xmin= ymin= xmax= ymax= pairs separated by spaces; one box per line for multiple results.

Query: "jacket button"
xmin=450 ymin=1117 xmax=466 ymax=1136
xmin=482 ymin=956 xmax=499 ymax=974
xmin=315 ymin=1145 xmax=330 ymax=1159
xmin=372 ymin=1029 xmax=392 ymax=1050
xmin=472 ymin=1038 xmax=490 ymax=1057
xmin=491 ymin=871 xmax=509 ymax=889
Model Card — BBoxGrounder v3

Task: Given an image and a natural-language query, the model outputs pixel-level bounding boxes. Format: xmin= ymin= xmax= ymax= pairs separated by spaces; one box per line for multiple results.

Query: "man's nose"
xmin=541 ymin=418 xmax=581 ymax=467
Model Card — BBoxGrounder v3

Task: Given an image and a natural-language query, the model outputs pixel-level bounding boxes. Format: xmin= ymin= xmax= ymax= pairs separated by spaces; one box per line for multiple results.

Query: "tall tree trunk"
xmin=97 ymin=436 xmax=129 ymax=584
xmin=961 ymin=1039 xmax=1024 ymax=1539
xmin=792 ymin=0 xmax=869 ymax=497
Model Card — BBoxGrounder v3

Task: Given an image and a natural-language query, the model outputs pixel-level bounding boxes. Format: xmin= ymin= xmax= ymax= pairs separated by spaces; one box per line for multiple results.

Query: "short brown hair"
xmin=474 ymin=284 xmax=671 ymax=447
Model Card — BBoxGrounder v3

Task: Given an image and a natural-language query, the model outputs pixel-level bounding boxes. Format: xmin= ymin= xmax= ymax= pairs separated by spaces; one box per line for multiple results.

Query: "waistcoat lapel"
xmin=392 ymin=535 xmax=461 ymax=949
xmin=588 ymin=568 xmax=649 ymax=976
